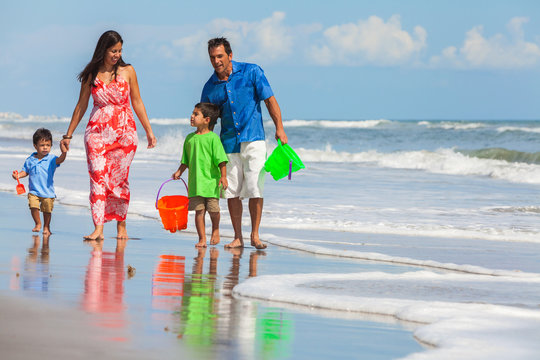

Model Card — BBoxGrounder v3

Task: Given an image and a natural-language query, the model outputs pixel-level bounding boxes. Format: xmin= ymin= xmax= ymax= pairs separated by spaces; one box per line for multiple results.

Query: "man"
xmin=201 ymin=37 xmax=288 ymax=249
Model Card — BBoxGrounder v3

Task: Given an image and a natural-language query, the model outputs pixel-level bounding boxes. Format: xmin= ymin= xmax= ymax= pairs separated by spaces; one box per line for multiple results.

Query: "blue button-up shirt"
xmin=201 ymin=60 xmax=274 ymax=153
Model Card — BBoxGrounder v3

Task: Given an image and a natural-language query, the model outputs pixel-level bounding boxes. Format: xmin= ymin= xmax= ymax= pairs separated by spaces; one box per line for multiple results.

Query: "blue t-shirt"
xmin=22 ymin=153 xmax=59 ymax=198
xmin=201 ymin=60 xmax=274 ymax=153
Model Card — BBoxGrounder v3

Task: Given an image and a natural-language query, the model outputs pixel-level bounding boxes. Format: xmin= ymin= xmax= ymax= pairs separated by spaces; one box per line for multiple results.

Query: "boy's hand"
xmin=12 ymin=170 xmax=27 ymax=180
xmin=219 ymin=176 xmax=228 ymax=190
xmin=172 ymin=170 xmax=181 ymax=180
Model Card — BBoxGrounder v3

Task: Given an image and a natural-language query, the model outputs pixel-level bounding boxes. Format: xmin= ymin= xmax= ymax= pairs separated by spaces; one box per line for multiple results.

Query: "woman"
xmin=62 ymin=30 xmax=156 ymax=240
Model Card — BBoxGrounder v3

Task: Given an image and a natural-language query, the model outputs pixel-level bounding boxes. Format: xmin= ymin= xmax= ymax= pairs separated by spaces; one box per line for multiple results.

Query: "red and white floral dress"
xmin=85 ymin=75 xmax=138 ymax=225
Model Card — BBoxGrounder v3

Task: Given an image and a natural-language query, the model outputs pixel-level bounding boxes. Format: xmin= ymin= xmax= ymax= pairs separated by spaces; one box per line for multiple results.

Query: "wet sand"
xmin=0 ymin=191 xmax=423 ymax=359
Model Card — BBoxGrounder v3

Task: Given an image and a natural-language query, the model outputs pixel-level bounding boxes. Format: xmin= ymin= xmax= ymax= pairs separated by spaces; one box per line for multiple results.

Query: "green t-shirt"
xmin=181 ymin=131 xmax=228 ymax=198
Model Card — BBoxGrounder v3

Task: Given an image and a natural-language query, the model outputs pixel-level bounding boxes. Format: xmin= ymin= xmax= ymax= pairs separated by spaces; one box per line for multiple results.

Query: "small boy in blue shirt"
xmin=13 ymin=128 xmax=67 ymax=235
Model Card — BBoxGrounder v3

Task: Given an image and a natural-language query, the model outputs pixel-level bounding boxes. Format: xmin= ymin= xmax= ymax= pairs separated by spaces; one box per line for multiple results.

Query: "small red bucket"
xmin=155 ymin=178 xmax=189 ymax=233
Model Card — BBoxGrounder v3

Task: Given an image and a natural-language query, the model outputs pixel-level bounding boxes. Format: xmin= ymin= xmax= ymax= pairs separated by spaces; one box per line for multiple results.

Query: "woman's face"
xmin=104 ymin=41 xmax=122 ymax=67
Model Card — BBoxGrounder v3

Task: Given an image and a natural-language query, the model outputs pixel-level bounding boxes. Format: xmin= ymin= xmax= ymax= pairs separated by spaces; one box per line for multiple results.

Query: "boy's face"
xmin=34 ymin=139 xmax=52 ymax=157
xmin=191 ymin=108 xmax=210 ymax=129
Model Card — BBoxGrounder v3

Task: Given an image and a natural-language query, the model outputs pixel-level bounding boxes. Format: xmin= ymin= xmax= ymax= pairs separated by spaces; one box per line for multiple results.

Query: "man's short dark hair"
xmin=195 ymin=102 xmax=221 ymax=131
xmin=33 ymin=128 xmax=53 ymax=145
xmin=208 ymin=37 xmax=232 ymax=55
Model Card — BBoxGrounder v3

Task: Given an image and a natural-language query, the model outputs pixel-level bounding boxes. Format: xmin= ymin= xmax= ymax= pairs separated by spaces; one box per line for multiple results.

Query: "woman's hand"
xmin=146 ymin=132 xmax=156 ymax=149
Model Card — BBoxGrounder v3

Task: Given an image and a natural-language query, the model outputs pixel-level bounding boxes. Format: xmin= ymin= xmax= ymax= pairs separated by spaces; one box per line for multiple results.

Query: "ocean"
xmin=1 ymin=112 xmax=540 ymax=359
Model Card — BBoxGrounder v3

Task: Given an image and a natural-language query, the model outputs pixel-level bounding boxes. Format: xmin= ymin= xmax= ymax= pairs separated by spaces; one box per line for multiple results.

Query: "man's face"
xmin=209 ymin=45 xmax=232 ymax=78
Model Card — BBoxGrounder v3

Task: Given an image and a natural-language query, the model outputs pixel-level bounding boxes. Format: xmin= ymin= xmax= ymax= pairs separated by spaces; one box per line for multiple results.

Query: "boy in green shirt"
xmin=173 ymin=103 xmax=228 ymax=247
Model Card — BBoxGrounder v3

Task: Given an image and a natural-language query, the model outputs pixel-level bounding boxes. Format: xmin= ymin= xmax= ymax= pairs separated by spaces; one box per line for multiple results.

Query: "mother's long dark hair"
xmin=77 ymin=30 xmax=129 ymax=86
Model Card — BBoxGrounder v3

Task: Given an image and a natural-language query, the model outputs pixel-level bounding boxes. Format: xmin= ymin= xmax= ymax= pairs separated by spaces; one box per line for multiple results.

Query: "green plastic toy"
xmin=264 ymin=140 xmax=305 ymax=181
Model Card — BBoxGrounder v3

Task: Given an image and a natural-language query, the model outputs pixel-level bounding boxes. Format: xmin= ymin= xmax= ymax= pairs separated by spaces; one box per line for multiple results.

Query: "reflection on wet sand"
xmin=151 ymin=254 xmax=185 ymax=330
xmin=150 ymin=246 xmax=292 ymax=359
xmin=14 ymin=234 xmax=51 ymax=294
xmin=81 ymin=239 xmax=128 ymax=341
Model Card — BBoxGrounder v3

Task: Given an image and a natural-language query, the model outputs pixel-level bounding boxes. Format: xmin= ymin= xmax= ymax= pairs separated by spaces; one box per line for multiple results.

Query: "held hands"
xmin=60 ymin=138 xmax=71 ymax=151
xmin=59 ymin=140 xmax=69 ymax=153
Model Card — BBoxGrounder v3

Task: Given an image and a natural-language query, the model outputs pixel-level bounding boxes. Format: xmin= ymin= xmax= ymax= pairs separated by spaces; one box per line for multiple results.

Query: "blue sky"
xmin=1 ymin=0 xmax=539 ymax=120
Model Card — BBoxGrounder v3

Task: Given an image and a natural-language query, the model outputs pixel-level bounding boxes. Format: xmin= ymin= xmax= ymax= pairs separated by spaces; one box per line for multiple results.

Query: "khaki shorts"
xmin=188 ymin=197 xmax=220 ymax=212
xmin=28 ymin=193 xmax=55 ymax=213
xmin=222 ymin=140 xmax=266 ymax=199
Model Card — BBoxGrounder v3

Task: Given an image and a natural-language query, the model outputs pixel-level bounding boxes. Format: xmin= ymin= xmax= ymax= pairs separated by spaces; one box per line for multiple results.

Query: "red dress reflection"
xmin=82 ymin=241 xmax=127 ymax=336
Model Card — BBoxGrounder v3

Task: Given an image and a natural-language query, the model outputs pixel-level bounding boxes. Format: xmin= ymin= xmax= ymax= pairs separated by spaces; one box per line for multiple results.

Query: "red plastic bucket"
xmin=155 ymin=178 xmax=189 ymax=233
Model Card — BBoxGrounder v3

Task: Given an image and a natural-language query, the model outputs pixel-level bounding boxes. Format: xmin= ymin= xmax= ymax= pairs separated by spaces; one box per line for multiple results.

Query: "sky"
xmin=1 ymin=0 xmax=540 ymax=120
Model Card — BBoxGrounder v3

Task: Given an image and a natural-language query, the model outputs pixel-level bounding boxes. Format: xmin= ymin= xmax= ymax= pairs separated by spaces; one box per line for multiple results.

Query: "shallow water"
xmin=0 ymin=192 xmax=424 ymax=359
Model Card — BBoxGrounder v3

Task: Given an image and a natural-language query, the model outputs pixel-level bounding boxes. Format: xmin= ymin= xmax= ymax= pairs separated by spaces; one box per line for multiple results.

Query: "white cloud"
xmin=170 ymin=12 xmax=296 ymax=64
xmin=310 ymin=15 xmax=427 ymax=66
xmin=431 ymin=17 xmax=540 ymax=69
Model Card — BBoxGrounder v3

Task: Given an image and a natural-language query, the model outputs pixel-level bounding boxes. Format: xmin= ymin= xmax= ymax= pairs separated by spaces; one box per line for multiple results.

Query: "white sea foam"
xmin=0 ymin=113 xmax=70 ymax=123
xmin=233 ymin=271 xmax=540 ymax=360
xmin=278 ymin=119 xmax=391 ymax=128
xmin=296 ymin=146 xmax=540 ymax=184
xmin=497 ymin=126 xmax=540 ymax=134
xmin=261 ymin=216 xmax=540 ymax=243
xmin=417 ymin=121 xmax=486 ymax=130
xmin=149 ymin=117 xmax=190 ymax=126
xmin=261 ymin=234 xmax=540 ymax=274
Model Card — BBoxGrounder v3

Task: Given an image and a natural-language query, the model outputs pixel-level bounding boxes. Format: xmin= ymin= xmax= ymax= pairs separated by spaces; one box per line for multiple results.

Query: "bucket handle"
xmin=277 ymin=139 xmax=293 ymax=180
xmin=155 ymin=178 xmax=188 ymax=209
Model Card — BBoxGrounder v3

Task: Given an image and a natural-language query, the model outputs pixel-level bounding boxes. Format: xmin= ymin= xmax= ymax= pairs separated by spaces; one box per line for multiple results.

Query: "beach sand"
xmin=0 ymin=191 xmax=423 ymax=359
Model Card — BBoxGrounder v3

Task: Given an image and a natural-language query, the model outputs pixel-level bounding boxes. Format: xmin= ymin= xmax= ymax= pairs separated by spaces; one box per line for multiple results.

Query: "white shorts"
xmin=222 ymin=140 xmax=267 ymax=199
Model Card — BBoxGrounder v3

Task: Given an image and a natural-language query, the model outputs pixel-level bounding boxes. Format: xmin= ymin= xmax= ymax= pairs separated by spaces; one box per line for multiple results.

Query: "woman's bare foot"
xmin=195 ymin=240 xmax=207 ymax=248
xmin=84 ymin=225 xmax=104 ymax=240
xmin=117 ymin=221 xmax=128 ymax=239
xmin=224 ymin=238 xmax=244 ymax=248
xmin=83 ymin=232 xmax=104 ymax=240
xmin=250 ymin=234 xmax=267 ymax=249
xmin=32 ymin=224 xmax=41 ymax=232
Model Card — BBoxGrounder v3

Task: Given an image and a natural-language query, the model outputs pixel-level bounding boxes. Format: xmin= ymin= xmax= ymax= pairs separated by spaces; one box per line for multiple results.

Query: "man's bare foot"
xmin=195 ymin=240 xmax=207 ymax=248
xmin=42 ymin=227 xmax=51 ymax=236
xmin=224 ymin=238 xmax=244 ymax=248
xmin=32 ymin=224 xmax=41 ymax=232
xmin=117 ymin=221 xmax=128 ymax=239
xmin=250 ymin=234 xmax=267 ymax=249
xmin=210 ymin=233 xmax=220 ymax=246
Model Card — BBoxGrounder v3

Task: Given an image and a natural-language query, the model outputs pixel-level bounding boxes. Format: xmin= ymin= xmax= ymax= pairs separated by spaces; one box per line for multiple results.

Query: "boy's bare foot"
xmin=32 ymin=224 xmax=41 ymax=232
xmin=117 ymin=221 xmax=128 ymax=239
xmin=195 ymin=240 xmax=207 ymax=248
xmin=224 ymin=238 xmax=244 ymax=248
xmin=250 ymin=234 xmax=267 ymax=249
xmin=210 ymin=233 xmax=220 ymax=246
xmin=42 ymin=227 xmax=51 ymax=236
